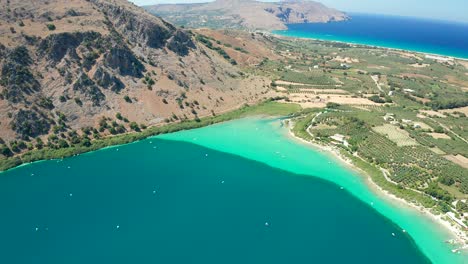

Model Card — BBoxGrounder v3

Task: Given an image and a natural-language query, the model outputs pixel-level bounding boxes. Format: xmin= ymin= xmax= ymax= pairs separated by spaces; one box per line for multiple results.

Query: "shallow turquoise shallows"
xmin=0 ymin=117 xmax=464 ymax=263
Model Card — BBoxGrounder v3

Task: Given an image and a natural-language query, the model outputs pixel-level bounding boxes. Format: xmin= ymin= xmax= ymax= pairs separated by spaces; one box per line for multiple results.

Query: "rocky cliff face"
xmin=0 ymin=0 xmax=272 ymax=155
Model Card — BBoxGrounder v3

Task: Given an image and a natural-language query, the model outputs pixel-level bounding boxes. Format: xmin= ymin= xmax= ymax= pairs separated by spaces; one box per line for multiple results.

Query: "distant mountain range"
xmin=144 ymin=0 xmax=348 ymax=30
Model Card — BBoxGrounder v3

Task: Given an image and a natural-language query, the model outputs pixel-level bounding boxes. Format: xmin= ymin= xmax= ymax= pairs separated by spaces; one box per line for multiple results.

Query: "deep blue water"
xmin=0 ymin=131 xmax=430 ymax=263
xmin=275 ymin=13 xmax=468 ymax=58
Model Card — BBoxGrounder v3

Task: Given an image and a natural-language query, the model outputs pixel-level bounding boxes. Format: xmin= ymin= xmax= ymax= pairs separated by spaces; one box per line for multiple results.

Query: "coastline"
xmin=285 ymin=119 xmax=468 ymax=253
xmin=271 ymin=32 xmax=468 ymax=62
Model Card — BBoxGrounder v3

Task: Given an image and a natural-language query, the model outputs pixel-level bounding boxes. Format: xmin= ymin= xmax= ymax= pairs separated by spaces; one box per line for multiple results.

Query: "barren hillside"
xmin=0 ymin=0 xmax=273 ymax=149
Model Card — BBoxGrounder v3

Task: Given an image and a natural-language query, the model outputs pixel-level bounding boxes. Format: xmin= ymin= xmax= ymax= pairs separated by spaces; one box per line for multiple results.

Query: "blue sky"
xmin=131 ymin=0 xmax=468 ymax=23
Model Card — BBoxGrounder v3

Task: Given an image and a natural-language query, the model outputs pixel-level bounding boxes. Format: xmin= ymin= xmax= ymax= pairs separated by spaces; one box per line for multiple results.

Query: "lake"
xmin=274 ymin=13 xmax=468 ymax=59
xmin=0 ymin=117 xmax=464 ymax=263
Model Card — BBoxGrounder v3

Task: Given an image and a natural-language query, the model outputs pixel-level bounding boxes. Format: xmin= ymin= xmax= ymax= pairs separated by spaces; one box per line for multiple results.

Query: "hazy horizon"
xmin=130 ymin=0 xmax=468 ymax=24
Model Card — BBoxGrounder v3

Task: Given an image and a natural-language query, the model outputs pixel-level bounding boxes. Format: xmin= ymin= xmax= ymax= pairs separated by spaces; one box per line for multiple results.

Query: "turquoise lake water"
xmin=274 ymin=13 xmax=468 ymax=59
xmin=0 ymin=117 xmax=465 ymax=263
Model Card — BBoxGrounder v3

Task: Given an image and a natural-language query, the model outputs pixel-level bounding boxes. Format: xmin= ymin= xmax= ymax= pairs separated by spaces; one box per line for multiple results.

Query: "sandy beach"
xmin=271 ymin=32 xmax=468 ymax=62
xmin=285 ymin=119 xmax=468 ymax=253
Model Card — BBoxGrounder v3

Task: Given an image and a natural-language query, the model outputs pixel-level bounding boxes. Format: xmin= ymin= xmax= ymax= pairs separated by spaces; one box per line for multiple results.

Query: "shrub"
xmin=368 ymin=95 xmax=385 ymax=104
xmin=74 ymin=98 xmax=83 ymax=106
xmin=129 ymin=122 xmax=140 ymax=132
xmin=46 ymin=24 xmax=56 ymax=31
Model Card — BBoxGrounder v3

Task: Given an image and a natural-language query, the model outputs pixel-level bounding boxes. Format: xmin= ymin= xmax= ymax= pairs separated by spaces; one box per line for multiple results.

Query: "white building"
xmin=330 ymin=134 xmax=349 ymax=147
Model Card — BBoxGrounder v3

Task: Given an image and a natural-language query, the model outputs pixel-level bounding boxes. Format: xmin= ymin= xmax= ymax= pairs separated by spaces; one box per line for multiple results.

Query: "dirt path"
xmin=371 ymin=75 xmax=383 ymax=92
xmin=429 ymin=117 xmax=468 ymax=145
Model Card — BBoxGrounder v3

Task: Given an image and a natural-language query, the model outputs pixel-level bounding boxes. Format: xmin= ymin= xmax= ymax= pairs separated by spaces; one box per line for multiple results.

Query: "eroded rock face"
xmin=73 ymin=73 xmax=105 ymax=106
xmin=93 ymin=0 xmax=195 ymax=54
xmin=104 ymin=46 xmax=145 ymax=77
xmin=10 ymin=109 xmax=51 ymax=140
xmin=167 ymin=30 xmax=196 ymax=56
xmin=93 ymin=66 xmax=125 ymax=92
xmin=96 ymin=0 xmax=172 ymax=49
xmin=38 ymin=32 xmax=102 ymax=64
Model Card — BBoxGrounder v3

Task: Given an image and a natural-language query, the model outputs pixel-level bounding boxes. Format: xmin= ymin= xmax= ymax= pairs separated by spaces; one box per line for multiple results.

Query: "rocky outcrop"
xmin=73 ymin=73 xmax=105 ymax=106
xmin=167 ymin=30 xmax=196 ymax=56
xmin=103 ymin=46 xmax=145 ymax=77
xmin=93 ymin=66 xmax=125 ymax=92
xmin=38 ymin=32 xmax=102 ymax=64
xmin=94 ymin=0 xmax=173 ymax=49
xmin=94 ymin=0 xmax=195 ymax=54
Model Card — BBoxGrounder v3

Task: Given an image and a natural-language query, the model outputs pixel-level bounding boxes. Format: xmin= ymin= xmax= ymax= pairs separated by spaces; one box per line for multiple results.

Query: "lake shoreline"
xmin=285 ymin=119 xmax=468 ymax=255
xmin=0 ymin=101 xmax=301 ymax=173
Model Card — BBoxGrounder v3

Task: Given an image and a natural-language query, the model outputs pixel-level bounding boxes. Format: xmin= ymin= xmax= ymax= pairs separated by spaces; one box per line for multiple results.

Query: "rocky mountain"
xmin=0 ymin=0 xmax=273 ymax=152
xmin=144 ymin=0 xmax=348 ymax=30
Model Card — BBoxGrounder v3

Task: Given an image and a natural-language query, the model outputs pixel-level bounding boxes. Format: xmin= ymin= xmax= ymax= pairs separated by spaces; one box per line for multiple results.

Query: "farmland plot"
xmin=373 ymin=124 xmax=418 ymax=146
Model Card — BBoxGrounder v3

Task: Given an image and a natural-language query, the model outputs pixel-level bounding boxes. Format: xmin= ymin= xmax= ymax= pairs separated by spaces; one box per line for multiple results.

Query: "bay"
xmin=274 ymin=13 xmax=468 ymax=59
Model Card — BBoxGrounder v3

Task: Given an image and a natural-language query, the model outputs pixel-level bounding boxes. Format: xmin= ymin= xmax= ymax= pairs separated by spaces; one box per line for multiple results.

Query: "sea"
xmin=274 ymin=13 xmax=468 ymax=59
xmin=0 ymin=117 xmax=465 ymax=263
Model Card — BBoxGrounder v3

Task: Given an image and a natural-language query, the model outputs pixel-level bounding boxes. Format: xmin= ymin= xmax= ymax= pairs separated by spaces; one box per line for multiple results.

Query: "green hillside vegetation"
xmin=257 ymin=36 xmax=467 ymax=222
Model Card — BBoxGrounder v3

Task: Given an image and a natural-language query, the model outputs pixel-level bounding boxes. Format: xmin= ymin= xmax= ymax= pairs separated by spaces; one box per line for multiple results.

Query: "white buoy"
xmin=35 ymin=227 xmax=39 ymax=232
xmin=69 ymin=193 xmax=73 ymax=197
xmin=31 ymin=173 xmax=34 ymax=176
xmin=392 ymin=233 xmax=395 ymax=237
xmin=265 ymin=222 xmax=270 ymax=227
xmin=205 ymin=154 xmax=208 ymax=157
xmin=116 ymin=225 xmax=120 ymax=229
xmin=402 ymin=229 xmax=406 ymax=233
xmin=221 ymin=180 xmax=225 ymax=184
xmin=340 ymin=187 xmax=344 ymax=190
xmin=371 ymin=202 xmax=374 ymax=206
xmin=153 ymin=190 xmax=156 ymax=194
xmin=116 ymin=149 xmax=119 ymax=151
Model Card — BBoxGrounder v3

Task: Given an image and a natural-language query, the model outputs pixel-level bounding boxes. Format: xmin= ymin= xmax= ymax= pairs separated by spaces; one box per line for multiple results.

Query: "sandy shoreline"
xmin=271 ymin=32 xmax=468 ymax=62
xmin=284 ymin=119 xmax=468 ymax=253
